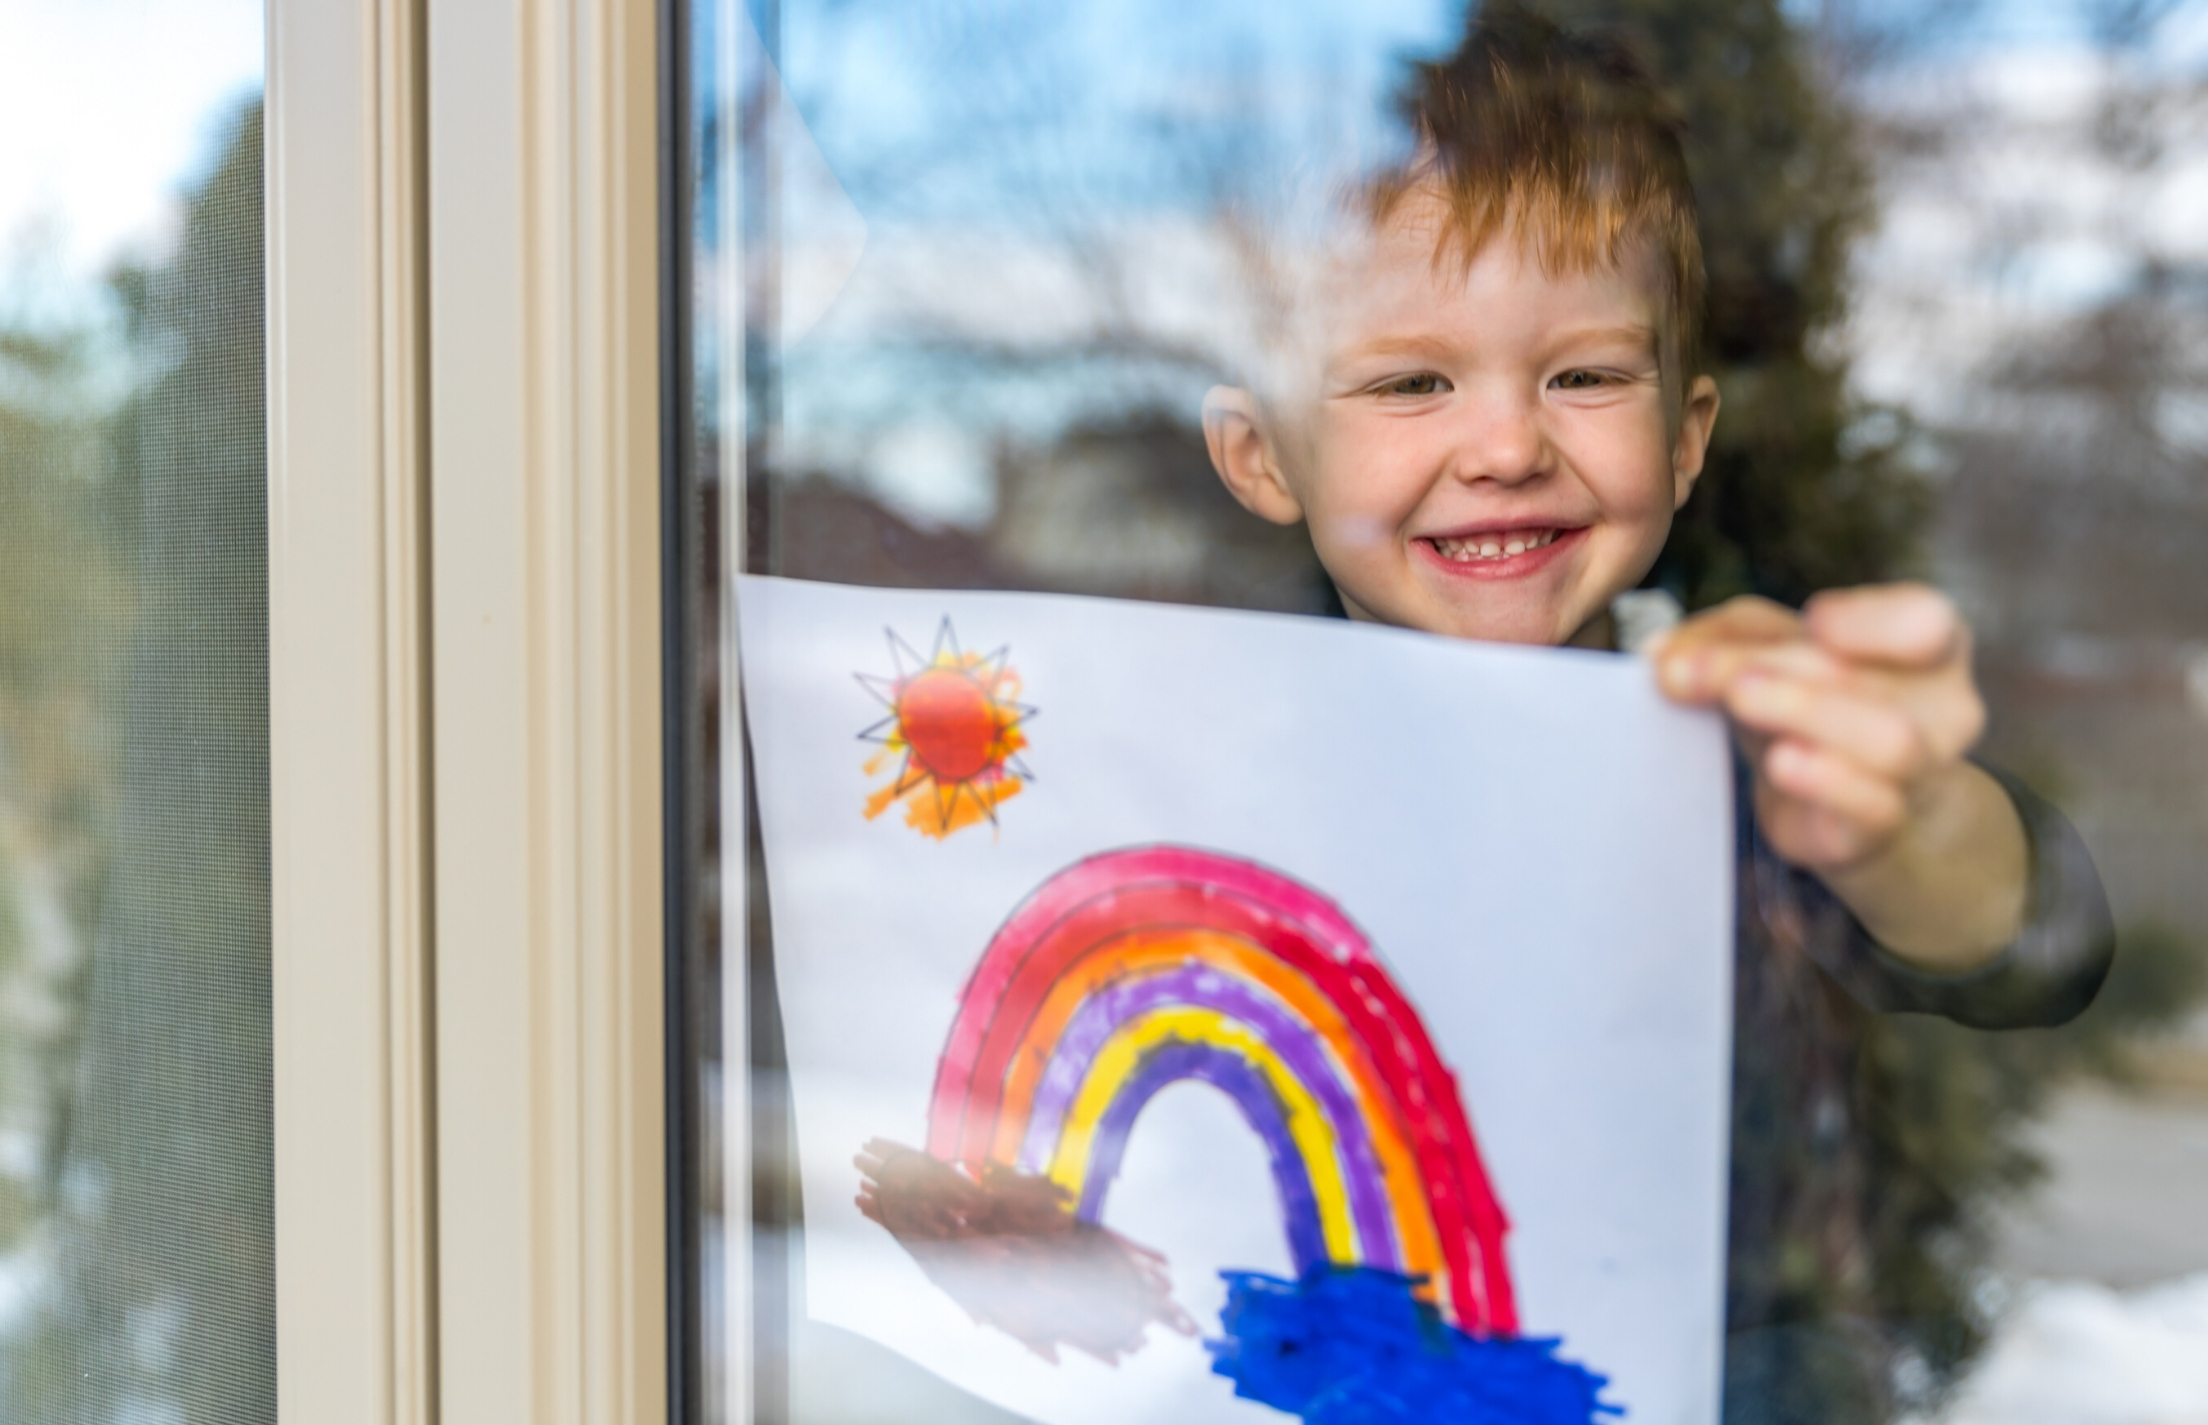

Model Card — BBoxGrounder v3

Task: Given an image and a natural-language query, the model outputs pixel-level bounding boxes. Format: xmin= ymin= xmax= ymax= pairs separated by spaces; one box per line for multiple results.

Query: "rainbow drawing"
xmin=924 ymin=844 xmax=1518 ymax=1335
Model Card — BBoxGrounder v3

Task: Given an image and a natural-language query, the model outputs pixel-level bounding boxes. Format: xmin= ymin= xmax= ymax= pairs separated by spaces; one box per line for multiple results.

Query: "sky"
xmin=0 ymin=0 xmax=262 ymax=291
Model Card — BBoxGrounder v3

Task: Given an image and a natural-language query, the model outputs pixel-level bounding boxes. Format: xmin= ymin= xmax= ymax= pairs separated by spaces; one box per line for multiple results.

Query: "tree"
xmin=1530 ymin=0 xmax=1933 ymax=610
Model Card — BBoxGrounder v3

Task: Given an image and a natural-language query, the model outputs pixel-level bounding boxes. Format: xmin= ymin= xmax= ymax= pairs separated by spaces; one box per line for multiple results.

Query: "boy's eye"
xmin=1551 ymin=369 xmax=1608 ymax=390
xmin=1378 ymin=373 xmax=1448 ymax=397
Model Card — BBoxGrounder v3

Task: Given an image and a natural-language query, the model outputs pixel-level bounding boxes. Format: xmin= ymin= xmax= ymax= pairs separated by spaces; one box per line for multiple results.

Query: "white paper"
xmin=739 ymin=575 xmax=1734 ymax=1425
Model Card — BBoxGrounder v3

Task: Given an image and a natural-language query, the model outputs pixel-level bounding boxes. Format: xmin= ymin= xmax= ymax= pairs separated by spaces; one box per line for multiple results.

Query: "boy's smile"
xmin=1207 ymin=205 xmax=1719 ymax=648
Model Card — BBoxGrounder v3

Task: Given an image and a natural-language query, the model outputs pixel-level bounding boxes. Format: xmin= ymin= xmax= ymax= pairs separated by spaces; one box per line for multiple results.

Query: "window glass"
xmin=678 ymin=1 xmax=2208 ymax=1420
xmin=0 ymin=4 xmax=270 ymax=1420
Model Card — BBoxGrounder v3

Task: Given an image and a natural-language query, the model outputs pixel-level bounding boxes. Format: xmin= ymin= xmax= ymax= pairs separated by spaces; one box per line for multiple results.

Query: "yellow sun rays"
xmin=858 ymin=619 xmax=1036 ymax=839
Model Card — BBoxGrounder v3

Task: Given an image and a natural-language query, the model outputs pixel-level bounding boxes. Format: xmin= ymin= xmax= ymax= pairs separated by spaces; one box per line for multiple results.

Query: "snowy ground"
xmin=1919 ymin=1078 xmax=2208 ymax=1425
xmin=1997 ymin=1084 xmax=2208 ymax=1288
xmin=1925 ymin=1275 xmax=2208 ymax=1425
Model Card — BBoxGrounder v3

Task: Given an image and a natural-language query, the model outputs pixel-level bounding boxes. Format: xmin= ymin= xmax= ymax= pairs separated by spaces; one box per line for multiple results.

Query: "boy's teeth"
xmin=1433 ymin=529 xmax=1559 ymax=562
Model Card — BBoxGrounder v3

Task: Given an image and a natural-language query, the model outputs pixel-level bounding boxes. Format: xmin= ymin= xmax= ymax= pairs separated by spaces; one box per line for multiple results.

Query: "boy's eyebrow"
xmin=1328 ymin=333 xmax=1460 ymax=368
xmin=1549 ymin=322 xmax=1661 ymax=353
xmin=1328 ymin=322 xmax=1662 ymax=373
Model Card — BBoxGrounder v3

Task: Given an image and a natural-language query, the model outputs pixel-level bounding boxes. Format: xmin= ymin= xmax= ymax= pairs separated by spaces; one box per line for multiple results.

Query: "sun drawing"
xmin=858 ymin=620 xmax=1035 ymax=839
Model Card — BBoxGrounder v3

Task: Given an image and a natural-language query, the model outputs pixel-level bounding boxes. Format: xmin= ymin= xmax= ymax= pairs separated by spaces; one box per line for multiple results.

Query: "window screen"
xmin=0 ymin=6 xmax=270 ymax=1420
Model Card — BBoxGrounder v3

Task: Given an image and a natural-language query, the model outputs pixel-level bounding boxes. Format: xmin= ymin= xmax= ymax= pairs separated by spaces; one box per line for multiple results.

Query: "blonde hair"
xmin=1368 ymin=3 xmax=1706 ymax=378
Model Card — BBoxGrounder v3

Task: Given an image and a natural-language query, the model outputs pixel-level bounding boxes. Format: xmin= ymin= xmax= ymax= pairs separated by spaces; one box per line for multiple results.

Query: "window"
xmin=679 ymin=2 xmax=2208 ymax=1422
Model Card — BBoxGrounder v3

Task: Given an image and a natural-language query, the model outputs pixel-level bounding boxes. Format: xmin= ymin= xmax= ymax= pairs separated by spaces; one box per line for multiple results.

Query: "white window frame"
xmin=268 ymin=0 xmax=670 ymax=1419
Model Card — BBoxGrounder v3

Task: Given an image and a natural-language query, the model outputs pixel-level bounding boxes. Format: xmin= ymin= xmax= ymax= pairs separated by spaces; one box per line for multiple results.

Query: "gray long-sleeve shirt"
xmin=1723 ymin=759 xmax=2114 ymax=1421
xmin=1752 ymin=764 xmax=2113 ymax=1031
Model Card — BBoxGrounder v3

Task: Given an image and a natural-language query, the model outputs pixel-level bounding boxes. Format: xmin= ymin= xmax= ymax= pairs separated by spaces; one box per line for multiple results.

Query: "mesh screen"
xmin=0 ymin=100 xmax=273 ymax=1423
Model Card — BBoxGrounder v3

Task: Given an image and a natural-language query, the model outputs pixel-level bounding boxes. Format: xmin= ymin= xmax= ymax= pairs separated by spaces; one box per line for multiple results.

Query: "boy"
xmin=1201 ymin=8 xmax=2111 ymax=1417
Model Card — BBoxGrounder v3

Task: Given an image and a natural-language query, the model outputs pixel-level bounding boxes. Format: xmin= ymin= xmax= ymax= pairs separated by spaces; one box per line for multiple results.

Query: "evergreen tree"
xmin=1530 ymin=0 xmax=1932 ymax=609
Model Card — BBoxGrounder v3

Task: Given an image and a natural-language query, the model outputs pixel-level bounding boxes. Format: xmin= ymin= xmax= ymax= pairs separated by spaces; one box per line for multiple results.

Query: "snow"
xmin=1923 ymin=1276 xmax=2208 ymax=1425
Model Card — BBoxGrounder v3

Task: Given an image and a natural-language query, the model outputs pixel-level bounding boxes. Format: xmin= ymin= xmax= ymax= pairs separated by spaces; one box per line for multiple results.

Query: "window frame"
xmin=267 ymin=0 xmax=672 ymax=1419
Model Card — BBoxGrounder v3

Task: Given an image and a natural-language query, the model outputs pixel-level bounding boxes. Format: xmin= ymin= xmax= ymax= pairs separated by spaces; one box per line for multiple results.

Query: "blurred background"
xmin=0 ymin=0 xmax=270 ymax=1420
xmin=699 ymin=0 xmax=2208 ymax=1419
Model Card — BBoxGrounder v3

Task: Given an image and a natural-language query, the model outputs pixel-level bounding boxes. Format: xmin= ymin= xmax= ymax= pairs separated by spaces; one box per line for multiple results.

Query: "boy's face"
xmin=1208 ymin=208 xmax=1719 ymax=647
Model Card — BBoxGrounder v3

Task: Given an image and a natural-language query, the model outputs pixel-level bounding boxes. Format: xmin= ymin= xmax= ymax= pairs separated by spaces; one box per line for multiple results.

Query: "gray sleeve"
xmin=1749 ymin=764 xmax=2115 ymax=1029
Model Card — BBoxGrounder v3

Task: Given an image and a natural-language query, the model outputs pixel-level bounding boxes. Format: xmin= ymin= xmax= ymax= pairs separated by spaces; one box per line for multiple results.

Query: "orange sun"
xmin=859 ymin=620 xmax=1035 ymax=839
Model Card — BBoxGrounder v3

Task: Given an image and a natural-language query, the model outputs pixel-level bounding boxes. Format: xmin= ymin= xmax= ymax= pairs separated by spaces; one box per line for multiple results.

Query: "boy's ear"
xmin=1670 ymin=374 xmax=1722 ymax=510
xmin=1203 ymin=386 xmax=1306 ymax=526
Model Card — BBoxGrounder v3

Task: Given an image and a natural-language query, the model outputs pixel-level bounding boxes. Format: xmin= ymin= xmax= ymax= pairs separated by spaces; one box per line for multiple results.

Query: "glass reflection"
xmin=692 ymin=0 xmax=2208 ymax=1420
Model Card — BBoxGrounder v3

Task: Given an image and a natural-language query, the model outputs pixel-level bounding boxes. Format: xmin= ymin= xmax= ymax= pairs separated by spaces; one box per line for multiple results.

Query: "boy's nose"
xmin=1447 ymin=389 xmax=1549 ymax=486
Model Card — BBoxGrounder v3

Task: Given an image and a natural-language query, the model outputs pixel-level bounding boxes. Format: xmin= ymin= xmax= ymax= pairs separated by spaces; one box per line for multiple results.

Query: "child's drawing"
xmin=739 ymin=576 xmax=1735 ymax=1425
xmin=858 ymin=845 xmax=1616 ymax=1421
xmin=858 ymin=618 xmax=1034 ymax=839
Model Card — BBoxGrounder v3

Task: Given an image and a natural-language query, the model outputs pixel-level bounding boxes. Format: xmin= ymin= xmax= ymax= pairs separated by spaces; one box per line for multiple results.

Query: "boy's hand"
xmin=1652 ymin=584 xmax=2029 ymax=970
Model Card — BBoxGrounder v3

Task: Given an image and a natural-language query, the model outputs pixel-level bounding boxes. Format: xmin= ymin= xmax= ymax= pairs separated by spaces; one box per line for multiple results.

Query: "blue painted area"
xmin=1207 ymin=1267 xmax=1621 ymax=1425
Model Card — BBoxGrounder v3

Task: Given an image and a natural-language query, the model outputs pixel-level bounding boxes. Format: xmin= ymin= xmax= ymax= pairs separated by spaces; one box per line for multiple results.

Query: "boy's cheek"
xmin=1294 ymin=447 xmax=1417 ymax=550
xmin=1305 ymin=498 xmax=1404 ymax=560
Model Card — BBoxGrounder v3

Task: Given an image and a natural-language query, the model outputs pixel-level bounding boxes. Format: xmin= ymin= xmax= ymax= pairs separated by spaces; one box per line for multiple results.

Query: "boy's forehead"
xmin=1319 ymin=212 xmax=1665 ymax=358
xmin=1232 ymin=187 xmax=1678 ymax=414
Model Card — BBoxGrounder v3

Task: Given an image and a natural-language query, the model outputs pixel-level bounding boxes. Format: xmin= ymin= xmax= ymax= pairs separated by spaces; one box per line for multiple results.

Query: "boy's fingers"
xmin=1723 ymin=653 xmax=1984 ymax=768
xmin=1725 ymin=673 xmax=1931 ymax=781
xmin=1759 ymin=739 xmax=1909 ymax=852
xmin=1663 ymin=595 xmax=1802 ymax=651
xmin=1804 ymin=584 xmax=1967 ymax=670
xmin=1659 ymin=631 xmax=1842 ymax=704
xmin=1655 ymin=596 xmax=1807 ymax=700
xmin=1722 ymin=641 xmax=1849 ymax=685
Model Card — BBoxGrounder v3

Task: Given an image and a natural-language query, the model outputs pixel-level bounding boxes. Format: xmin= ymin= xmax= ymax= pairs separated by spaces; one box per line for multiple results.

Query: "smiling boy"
xmin=1202 ymin=7 xmax=2112 ymax=1415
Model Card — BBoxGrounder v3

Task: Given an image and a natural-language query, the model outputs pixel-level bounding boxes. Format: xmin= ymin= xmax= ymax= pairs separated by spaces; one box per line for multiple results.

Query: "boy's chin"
xmin=1340 ymin=585 xmax=1587 ymax=647
xmin=1446 ymin=616 xmax=1575 ymax=647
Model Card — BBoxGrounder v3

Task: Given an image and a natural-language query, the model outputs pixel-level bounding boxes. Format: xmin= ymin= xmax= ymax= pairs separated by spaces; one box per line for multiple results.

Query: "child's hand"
xmin=1652 ymin=584 xmax=2029 ymax=969
xmin=1653 ymin=585 xmax=1980 ymax=869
